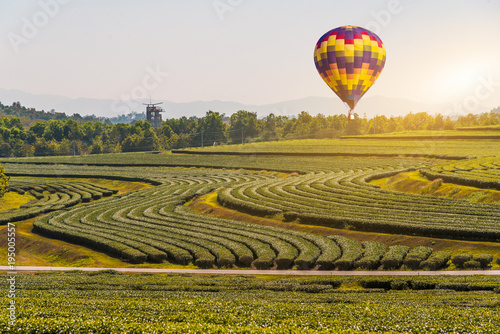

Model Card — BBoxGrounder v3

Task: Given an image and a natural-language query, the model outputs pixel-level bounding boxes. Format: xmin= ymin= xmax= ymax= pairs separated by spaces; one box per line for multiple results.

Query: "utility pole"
xmin=201 ymin=131 xmax=204 ymax=148
xmin=241 ymin=127 xmax=244 ymax=144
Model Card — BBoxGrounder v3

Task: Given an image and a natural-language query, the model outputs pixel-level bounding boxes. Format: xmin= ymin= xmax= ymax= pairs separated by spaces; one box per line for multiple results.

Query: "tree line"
xmin=0 ymin=101 xmax=499 ymax=158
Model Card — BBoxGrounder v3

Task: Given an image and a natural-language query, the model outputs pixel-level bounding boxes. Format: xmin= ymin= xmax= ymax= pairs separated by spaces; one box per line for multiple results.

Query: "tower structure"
xmin=144 ymin=102 xmax=164 ymax=127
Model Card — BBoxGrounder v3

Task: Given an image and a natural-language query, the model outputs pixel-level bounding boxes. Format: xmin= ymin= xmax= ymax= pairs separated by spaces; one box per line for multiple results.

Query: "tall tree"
xmin=194 ymin=111 xmax=227 ymax=146
xmin=229 ymin=110 xmax=259 ymax=143
xmin=0 ymin=163 xmax=8 ymax=198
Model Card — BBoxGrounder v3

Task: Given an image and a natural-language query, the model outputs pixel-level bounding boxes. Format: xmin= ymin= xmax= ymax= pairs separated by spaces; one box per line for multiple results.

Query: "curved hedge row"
xmin=0 ymin=179 xmax=117 ymax=224
xmin=218 ymin=165 xmax=500 ymax=241
xmin=31 ymin=170 xmax=349 ymax=269
xmin=354 ymin=241 xmax=386 ymax=269
xmin=8 ymin=160 xmax=499 ymax=271
xmin=328 ymin=235 xmax=362 ymax=270
xmin=420 ymin=156 xmax=500 ymax=190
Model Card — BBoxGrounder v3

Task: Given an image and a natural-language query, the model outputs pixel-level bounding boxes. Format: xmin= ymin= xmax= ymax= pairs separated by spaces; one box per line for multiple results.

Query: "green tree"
xmin=432 ymin=114 xmax=445 ymax=130
xmin=121 ymin=121 xmax=159 ymax=152
xmin=0 ymin=141 xmax=12 ymax=157
xmin=33 ymin=138 xmax=57 ymax=156
xmin=456 ymin=113 xmax=479 ymax=127
xmin=30 ymin=121 xmax=46 ymax=137
xmin=194 ymin=111 xmax=227 ymax=146
xmin=291 ymin=111 xmax=313 ymax=137
xmin=345 ymin=113 xmax=364 ymax=135
xmin=43 ymin=120 xmax=64 ymax=141
xmin=443 ymin=117 xmax=455 ymax=130
xmin=158 ymin=123 xmax=176 ymax=150
xmin=262 ymin=113 xmax=278 ymax=140
xmin=64 ymin=119 xmax=83 ymax=155
xmin=229 ymin=110 xmax=259 ymax=144
xmin=0 ymin=163 xmax=8 ymax=198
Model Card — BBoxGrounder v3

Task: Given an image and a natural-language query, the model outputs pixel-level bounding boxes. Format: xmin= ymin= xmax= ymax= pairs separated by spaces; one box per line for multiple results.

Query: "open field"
xmin=373 ymin=170 xmax=500 ymax=203
xmin=340 ymin=129 xmax=500 ymax=139
xmin=1 ymin=136 xmax=500 ymax=164
xmin=169 ymin=136 xmax=500 ymax=158
xmin=1 ymin=271 xmax=499 ymax=333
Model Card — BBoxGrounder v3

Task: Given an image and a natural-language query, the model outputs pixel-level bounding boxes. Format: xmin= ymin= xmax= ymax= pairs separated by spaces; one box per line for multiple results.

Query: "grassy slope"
xmin=0 ymin=192 xmax=35 ymax=212
xmin=172 ymin=134 xmax=500 ymax=158
xmin=341 ymin=129 xmax=500 ymax=138
xmin=372 ymin=171 xmax=500 ymax=203
xmin=1 ymin=154 xmax=426 ymax=174
xmin=1 ymin=137 xmax=499 ymax=164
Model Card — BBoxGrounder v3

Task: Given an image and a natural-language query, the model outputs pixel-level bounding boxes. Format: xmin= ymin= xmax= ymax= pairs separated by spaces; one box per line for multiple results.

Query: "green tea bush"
xmin=474 ymin=254 xmax=493 ymax=268
xmin=410 ymin=280 xmax=436 ymax=290
xmin=420 ymin=251 xmax=451 ymax=271
xmin=359 ymin=278 xmax=392 ymax=290
xmin=328 ymin=235 xmax=362 ymax=270
xmin=252 ymin=258 xmax=272 ymax=270
xmin=390 ymin=280 xmax=409 ymax=290
xmin=436 ymin=283 xmax=470 ymax=291
xmin=283 ymin=211 xmax=298 ymax=222
xmin=295 ymin=284 xmax=332 ymax=293
xmin=452 ymin=254 xmax=473 ymax=269
xmin=381 ymin=245 xmax=410 ymax=269
xmin=354 ymin=241 xmax=386 ymax=270
xmin=0 ymin=164 xmax=9 ymax=198
xmin=403 ymin=246 xmax=433 ymax=270
xmin=463 ymin=260 xmax=481 ymax=270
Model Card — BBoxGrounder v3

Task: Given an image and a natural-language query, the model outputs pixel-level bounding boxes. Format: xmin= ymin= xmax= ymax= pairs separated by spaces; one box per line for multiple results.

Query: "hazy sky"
xmin=2 ymin=0 xmax=500 ymax=110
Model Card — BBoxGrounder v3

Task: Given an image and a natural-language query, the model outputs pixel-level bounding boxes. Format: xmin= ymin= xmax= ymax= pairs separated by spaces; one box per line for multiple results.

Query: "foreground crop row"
xmin=1 ymin=272 xmax=499 ymax=333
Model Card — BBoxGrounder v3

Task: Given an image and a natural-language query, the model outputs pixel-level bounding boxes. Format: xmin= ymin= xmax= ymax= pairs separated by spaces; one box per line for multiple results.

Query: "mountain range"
xmin=0 ymin=88 xmax=496 ymax=120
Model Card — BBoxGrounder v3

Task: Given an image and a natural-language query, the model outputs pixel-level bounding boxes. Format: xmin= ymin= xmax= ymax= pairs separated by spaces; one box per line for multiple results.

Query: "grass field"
xmin=172 ymin=136 xmax=500 ymax=158
xmin=373 ymin=171 xmax=500 ymax=203
xmin=0 ymin=192 xmax=34 ymax=213
xmin=1 ymin=135 xmax=499 ymax=165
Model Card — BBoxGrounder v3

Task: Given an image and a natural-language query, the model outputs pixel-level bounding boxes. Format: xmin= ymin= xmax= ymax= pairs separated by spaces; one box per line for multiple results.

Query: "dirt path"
xmin=2 ymin=266 xmax=499 ymax=276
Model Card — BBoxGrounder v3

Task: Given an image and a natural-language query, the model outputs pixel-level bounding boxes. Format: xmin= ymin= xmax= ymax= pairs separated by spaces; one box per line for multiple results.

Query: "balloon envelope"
xmin=314 ymin=25 xmax=386 ymax=111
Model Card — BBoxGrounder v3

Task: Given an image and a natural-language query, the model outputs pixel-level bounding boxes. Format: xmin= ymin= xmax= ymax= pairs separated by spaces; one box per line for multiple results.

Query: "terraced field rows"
xmin=33 ymin=170 xmax=346 ymax=269
xmin=4 ymin=156 xmax=499 ymax=269
xmin=420 ymin=156 xmax=500 ymax=190
xmin=219 ymin=166 xmax=500 ymax=241
xmin=0 ymin=178 xmax=117 ymax=224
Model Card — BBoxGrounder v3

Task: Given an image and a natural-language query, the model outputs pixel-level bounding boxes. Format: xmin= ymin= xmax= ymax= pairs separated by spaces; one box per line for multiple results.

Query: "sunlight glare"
xmin=428 ymin=62 xmax=486 ymax=103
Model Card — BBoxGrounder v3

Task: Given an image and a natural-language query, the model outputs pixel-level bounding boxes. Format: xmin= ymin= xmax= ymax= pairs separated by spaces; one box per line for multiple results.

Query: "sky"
xmin=1 ymin=0 xmax=500 ymax=113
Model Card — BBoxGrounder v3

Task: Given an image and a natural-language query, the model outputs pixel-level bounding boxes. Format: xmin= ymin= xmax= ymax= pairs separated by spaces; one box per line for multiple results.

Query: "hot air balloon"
xmin=314 ymin=25 xmax=386 ymax=120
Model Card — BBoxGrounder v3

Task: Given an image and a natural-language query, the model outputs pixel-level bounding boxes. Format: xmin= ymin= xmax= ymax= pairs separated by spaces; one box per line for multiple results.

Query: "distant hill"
xmin=0 ymin=101 xmax=108 ymax=127
xmin=0 ymin=87 xmax=497 ymax=120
